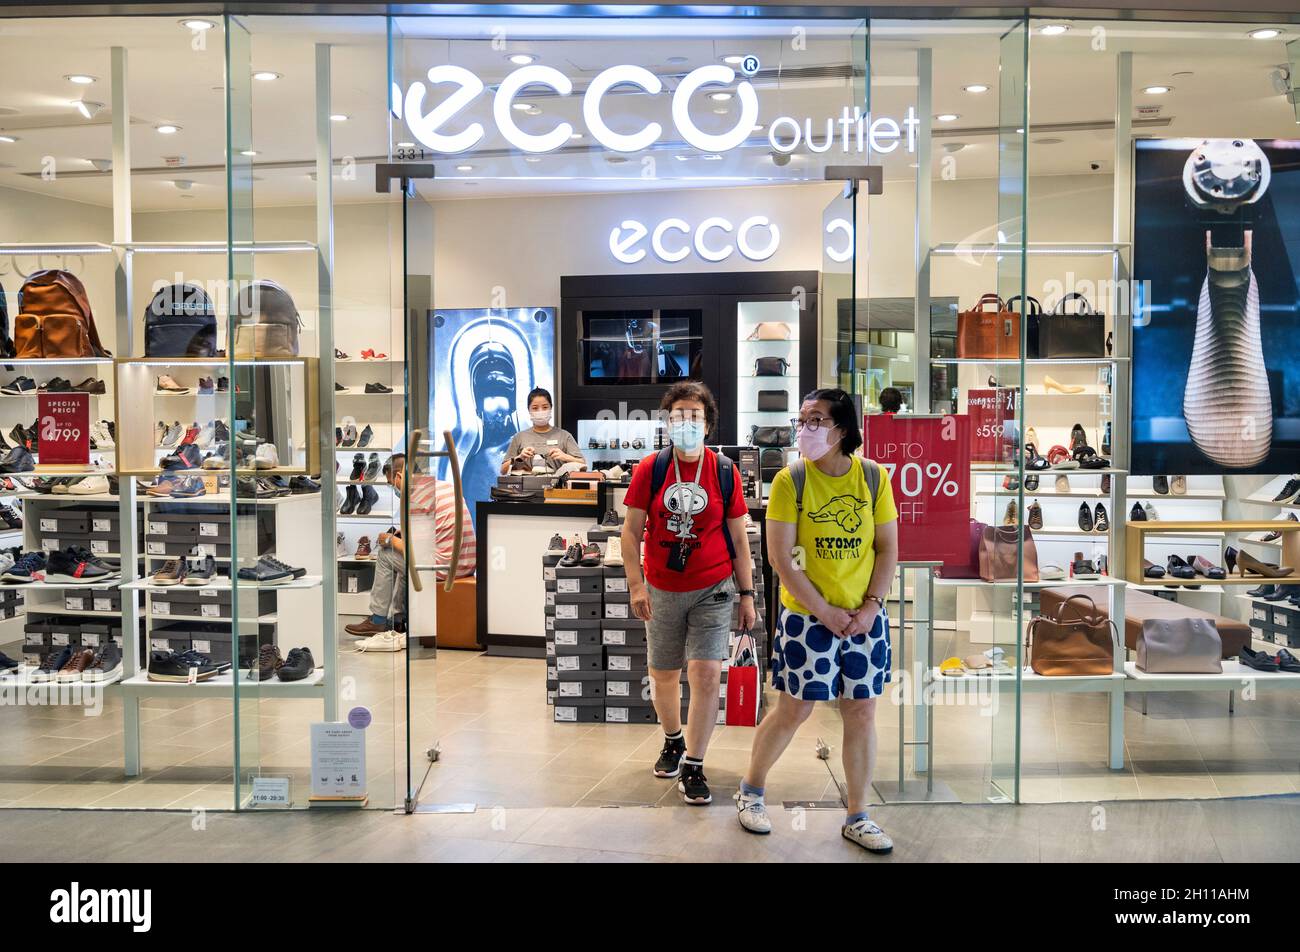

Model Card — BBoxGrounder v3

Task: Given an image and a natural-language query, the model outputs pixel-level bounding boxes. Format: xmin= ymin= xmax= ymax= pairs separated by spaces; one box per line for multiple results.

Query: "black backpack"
xmin=647 ymin=446 xmax=738 ymax=559
xmin=144 ymin=282 xmax=217 ymax=357
xmin=0 ymin=281 xmax=12 ymax=359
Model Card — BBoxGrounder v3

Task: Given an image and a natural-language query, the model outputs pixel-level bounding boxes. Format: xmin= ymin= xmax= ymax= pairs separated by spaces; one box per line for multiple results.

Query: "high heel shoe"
xmin=1236 ymin=549 xmax=1294 ymax=578
xmin=1044 ymin=375 xmax=1085 ymax=394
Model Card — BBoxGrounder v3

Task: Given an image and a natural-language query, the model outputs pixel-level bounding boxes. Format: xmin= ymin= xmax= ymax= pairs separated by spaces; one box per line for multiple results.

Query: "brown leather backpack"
xmin=14 ymin=270 xmax=111 ymax=359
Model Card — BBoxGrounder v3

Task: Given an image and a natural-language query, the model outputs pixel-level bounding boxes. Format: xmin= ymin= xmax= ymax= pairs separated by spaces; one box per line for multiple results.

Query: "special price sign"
xmin=37 ymin=392 xmax=90 ymax=466
xmin=967 ymin=387 xmax=1018 ymax=463
xmin=863 ymin=413 xmax=971 ymax=565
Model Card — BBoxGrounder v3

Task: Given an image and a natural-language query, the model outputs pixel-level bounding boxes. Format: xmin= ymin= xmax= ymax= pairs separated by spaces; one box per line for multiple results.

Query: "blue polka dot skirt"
xmin=771 ymin=606 xmax=891 ymax=700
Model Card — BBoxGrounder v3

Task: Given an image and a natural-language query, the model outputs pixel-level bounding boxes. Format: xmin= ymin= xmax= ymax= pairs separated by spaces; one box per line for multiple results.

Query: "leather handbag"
xmin=1039 ymin=292 xmax=1105 ymax=358
xmin=978 ymin=524 xmax=1039 ymax=582
xmin=746 ymin=321 xmax=792 ymax=341
xmin=754 ymin=356 xmax=789 ymax=376
xmin=1026 ymin=594 xmax=1117 ymax=676
xmin=1136 ymin=617 xmax=1222 ymax=673
xmin=1006 ymin=294 xmax=1042 ymax=359
xmin=750 ymin=424 xmax=794 ymax=447
xmin=939 ymin=518 xmax=987 ymax=579
xmin=14 ymin=269 xmax=111 ymax=359
xmin=957 ymin=293 xmax=1020 ymax=359
xmin=757 ymin=390 xmax=788 ymax=412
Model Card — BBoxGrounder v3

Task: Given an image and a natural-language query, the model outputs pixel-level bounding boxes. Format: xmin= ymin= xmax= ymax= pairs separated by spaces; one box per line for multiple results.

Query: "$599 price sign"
xmin=37 ymin=392 xmax=91 ymax=466
xmin=863 ymin=413 xmax=971 ymax=564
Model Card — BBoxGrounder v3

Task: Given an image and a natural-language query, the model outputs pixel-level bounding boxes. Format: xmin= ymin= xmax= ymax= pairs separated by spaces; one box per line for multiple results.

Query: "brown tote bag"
xmin=957 ymin=293 xmax=1020 ymax=359
xmin=1026 ymin=594 xmax=1117 ymax=676
xmin=977 ymin=524 xmax=1039 ymax=583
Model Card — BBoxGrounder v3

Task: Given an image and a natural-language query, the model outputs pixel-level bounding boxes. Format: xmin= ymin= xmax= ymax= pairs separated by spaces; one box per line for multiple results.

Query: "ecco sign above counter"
xmin=610 ymin=216 xmax=780 ymax=264
xmin=400 ymin=63 xmax=918 ymax=156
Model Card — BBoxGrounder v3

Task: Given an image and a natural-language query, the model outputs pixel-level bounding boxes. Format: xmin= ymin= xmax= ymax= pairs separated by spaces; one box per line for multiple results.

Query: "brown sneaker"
xmin=56 ymin=647 xmax=95 ymax=683
xmin=344 ymin=617 xmax=391 ymax=637
xmin=153 ymin=558 xmax=186 ymax=586
xmin=354 ymin=536 xmax=372 ymax=560
xmin=249 ymin=644 xmax=283 ymax=681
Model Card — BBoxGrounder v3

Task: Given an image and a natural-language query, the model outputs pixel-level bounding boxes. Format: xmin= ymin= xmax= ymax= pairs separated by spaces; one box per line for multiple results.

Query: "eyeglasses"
xmin=795 ymin=417 xmax=836 ymax=432
xmin=667 ymin=411 xmax=707 ymax=424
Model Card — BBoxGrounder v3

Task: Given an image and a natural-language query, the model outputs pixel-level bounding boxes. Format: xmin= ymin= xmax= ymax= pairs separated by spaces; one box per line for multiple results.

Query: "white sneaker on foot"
xmin=734 ymin=791 xmax=771 ymax=834
xmin=842 ymin=817 xmax=893 ymax=854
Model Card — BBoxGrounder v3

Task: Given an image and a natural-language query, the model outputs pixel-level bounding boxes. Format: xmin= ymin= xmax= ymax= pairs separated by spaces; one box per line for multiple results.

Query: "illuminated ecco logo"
xmin=398 ymin=64 xmax=918 ymax=157
xmin=609 ymin=216 xmax=780 ymax=264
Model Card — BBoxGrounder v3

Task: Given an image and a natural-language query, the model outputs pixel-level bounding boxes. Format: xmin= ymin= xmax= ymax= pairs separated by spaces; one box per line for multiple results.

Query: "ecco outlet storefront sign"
xmin=608 ymin=214 xmax=856 ymax=266
xmin=399 ymin=63 xmax=918 ymax=156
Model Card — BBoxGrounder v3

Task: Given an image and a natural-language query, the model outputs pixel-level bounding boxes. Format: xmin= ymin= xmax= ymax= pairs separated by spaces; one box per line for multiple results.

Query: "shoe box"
xmin=63 ymin=591 xmax=122 ymax=613
xmin=553 ymin=696 xmax=604 ymax=723
xmin=602 ymin=561 xmax=627 ymax=594
xmin=521 ymin=475 xmax=552 ymax=491
xmin=144 ymin=506 xmax=270 ymax=559
xmin=152 ymin=588 xmax=275 ymax=620
xmin=603 ymin=699 xmax=656 ymax=723
xmin=586 ymin=523 xmax=619 ymax=543
xmin=552 ymin=641 xmax=603 ymax=673
xmin=23 ymin=618 xmax=122 ymax=657
xmin=602 ymin=592 xmax=633 ymax=620
xmin=552 ymin=618 xmax=601 ymax=650
xmin=605 ymin=643 xmax=648 ymax=677
xmin=556 ymin=669 xmax=605 ymax=700
xmin=601 ymin=618 xmax=647 ymax=647
xmin=1253 ymin=601 xmax=1300 ymax=648
xmin=604 ymin=671 xmax=650 ymax=703
xmin=35 ymin=505 xmax=138 ymax=558
xmin=153 ymin=620 xmax=274 ymax=666
xmin=0 ymin=587 xmax=23 ymax=619
xmin=338 ymin=563 xmax=375 ymax=594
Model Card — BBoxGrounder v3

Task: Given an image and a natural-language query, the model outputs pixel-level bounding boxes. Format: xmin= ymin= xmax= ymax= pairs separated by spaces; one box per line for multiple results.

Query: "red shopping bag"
xmin=725 ymin=630 xmax=760 ymax=726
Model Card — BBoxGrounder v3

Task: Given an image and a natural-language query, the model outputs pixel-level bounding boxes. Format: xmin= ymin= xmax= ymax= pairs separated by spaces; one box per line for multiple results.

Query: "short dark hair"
xmin=660 ymin=380 xmax=718 ymax=433
xmin=526 ymin=387 xmax=552 ymax=408
xmin=383 ymin=452 xmax=406 ymax=479
xmin=802 ymin=387 xmax=863 ymax=457
xmin=879 ymin=387 xmax=903 ymax=412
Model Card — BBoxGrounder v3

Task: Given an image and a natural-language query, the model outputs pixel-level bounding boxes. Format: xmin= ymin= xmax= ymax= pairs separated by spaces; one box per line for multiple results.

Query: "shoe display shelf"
xmin=113 ymin=357 xmax=320 ymax=478
xmin=0 ymin=356 xmax=117 ymax=478
xmin=736 ymin=299 xmax=800 ymax=489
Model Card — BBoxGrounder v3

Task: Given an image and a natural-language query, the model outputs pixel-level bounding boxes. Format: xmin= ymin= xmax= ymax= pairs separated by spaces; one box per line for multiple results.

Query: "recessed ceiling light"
xmin=65 ymin=75 xmax=97 ymax=85
xmin=180 ymin=18 xmax=216 ymax=31
xmin=606 ymin=155 xmax=629 ymax=164
xmin=456 ymin=164 xmax=473 ymax=171
xmin=722 ymin=55 xmax=744 ymax=65
xmin=240 ymin=149 xmax=257 ymax=156
xmin=1016 ymin=127 xmax=1026 ymax=134
xmin=569 ymin=132 xmax=583 ymax=140
xmin=709 ymin=92 xmax=733 ymax=102
xmin=0 ymin=135 xmax=18 ymax=144
xmin=963 ymin=84 xmax=989 ymax=94
xmin=396 ymin=142 xmax=414 ymax=149
xmin=524 ymin=156 xmax=541 ymax=163
xmin=666 ymin=56 xmax=688 ymax=65
xmin=673 ymin=154 xmax=690 ymax=162
xmin=156 ymin=124 xmax=181 ymax=135
xmin=1250 ymin=28 xmax=1283 ymax=40
xmin=1142 ymin=85 xmax=1172 ymax=95
xmin=713 ymin=107 xmax=729 ymax=115
xmin=1033 ymin=136 xmax=1065 ymax=145
xmin=935 ymin=113 xmax=960 ymax=122
xmin=252 ymin=71 xmax=280 ymax=82
xmin=701 ymin=154 xmax=723 ymax=161
xmin=752 ymin=123 xmax=765 ymax=132
xmin=73 ymin=100 xmax=103 ymax=119
xmin=330 ymin=114 xmax=348 ymax=122
xmin=508 ymin=53 xmax=535 ymax=65
xmin=1040 ymin=24 xmax=1069 ymax=36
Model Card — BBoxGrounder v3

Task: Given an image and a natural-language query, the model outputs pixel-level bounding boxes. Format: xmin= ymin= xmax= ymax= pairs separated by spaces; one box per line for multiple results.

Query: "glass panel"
xmin=580 ymin=309 xmax=701 ymax=385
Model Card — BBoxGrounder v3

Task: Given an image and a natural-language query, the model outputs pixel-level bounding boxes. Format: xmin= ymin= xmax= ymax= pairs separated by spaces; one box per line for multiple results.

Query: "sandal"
xmin=940 ymin=657 xmax=967 ymax=677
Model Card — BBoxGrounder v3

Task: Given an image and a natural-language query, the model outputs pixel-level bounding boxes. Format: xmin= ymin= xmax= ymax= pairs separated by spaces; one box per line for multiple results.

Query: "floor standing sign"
xmin=309 ymin=722 xmax=368 ymax=807
xmin=863 ymin=413 xmax=971 ymax=565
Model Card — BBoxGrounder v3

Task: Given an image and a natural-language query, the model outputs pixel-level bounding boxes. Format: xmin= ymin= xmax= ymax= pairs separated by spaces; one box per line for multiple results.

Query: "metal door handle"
xmin=403 ymin=429 xmax=424 ymax=594
xmin=416 ymin=429 xmax=464 ymax=593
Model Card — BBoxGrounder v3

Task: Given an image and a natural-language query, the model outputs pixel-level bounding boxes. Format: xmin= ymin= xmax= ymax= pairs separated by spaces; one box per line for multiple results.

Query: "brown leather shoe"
xmin=57 ymin=647 xmax=95 ymax=683
xmin=345 ymin=617 xmax=390 ymax=636
xmin=354 ymin=536 xmax=372 ymax=560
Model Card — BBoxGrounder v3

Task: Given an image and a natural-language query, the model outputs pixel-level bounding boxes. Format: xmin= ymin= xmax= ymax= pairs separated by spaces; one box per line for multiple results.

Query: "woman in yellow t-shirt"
xmin=736 ymin=388 xmax=899 ymax=854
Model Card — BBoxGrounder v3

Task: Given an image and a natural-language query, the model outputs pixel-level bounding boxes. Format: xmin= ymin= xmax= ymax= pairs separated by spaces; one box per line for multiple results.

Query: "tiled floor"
xmin=1 ymin=623 xmax=1297 ymax=811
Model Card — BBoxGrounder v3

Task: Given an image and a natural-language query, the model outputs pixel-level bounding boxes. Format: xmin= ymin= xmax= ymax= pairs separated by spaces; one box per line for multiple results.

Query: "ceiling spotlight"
xmin=252 ymin=71 xmax=280 ymax=82
xmin=935 ymin=113 xmax=960 ymax=122
xmin=456 ymin=164 xmax=473 ymax=171
xmin=156 ymin=124 xmax=181 ymax=135
xmin=722 ymin=55 xmax=744 ymax=65
xmin=396 ymin=141 xmax=414 ymax=149
xmin=569 ymin=132 xmax=583 ymax=140
xmin=508 ymin=53 xmax=535 ymax=65
xmin=1040 ymin=24 xmax=1069 ymax=36
xmin=74 ymin=100 xmax=104 ymax=119
xmin=673 ymin=154 xmax=690 ymax=162
xmin=0 ymin=135 xmax=17 ymax=144
xmin=524 ymin=156 xmax=541 ymax=163
xmin=666 ymin=56 xmax=688 ymax=65
xmin=65 ymin=75 xmax=97 ymax=85
xmin=701 ymin=154 xmax=723 ymax=161
xmin=1142 ymin=85 xmax=1172 ymax=95
xmin=240 ymin=149 xmax=257 ymax=156
xmin=180 ymin=18 xmax=216 ymax=31
xmin=330 ymin=114 xmax=348 ymax=122
xmin=1250 ymin=28 xmax=1283 ymax=40
xmin=963 ymin=84 xmax=989 ymax=93
xmin=606 ymin=155 xmax=629 ymax=165
xmin=709 ymin=91 xmax=733 ymax=102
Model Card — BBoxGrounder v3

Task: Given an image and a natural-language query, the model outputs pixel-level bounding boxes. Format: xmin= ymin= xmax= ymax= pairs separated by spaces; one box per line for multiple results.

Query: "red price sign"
xmin=967 ymin=387 xmax=1018 ymax=463
xmin=863 ymin=413 xmax=971 ymax=565
xmin=37 ymin=392 xmax=90 ymax=466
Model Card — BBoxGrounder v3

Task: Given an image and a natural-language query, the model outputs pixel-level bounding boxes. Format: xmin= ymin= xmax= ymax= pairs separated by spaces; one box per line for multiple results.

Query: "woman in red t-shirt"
xmin=622 ymin=382 xmax=756 ymax=807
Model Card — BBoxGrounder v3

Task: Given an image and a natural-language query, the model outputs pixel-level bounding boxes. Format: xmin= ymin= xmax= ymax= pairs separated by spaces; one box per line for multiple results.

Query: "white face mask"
xmin=529 ymin=410 xmax=551 ymax=427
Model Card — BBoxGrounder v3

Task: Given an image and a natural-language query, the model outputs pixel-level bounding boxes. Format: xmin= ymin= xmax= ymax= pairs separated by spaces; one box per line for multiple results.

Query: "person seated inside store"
xmin=345 ymin=453 xmax=477 ymax=638
xmin=498 ymin=387 xmax=586 ymax=475
xmin=878 ymin=387 xmax=904 ymax=414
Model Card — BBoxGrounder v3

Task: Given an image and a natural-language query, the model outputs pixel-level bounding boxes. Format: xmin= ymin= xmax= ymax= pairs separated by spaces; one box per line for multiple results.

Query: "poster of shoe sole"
xmin=1133 ymin=137 xmax=1300 ymax=475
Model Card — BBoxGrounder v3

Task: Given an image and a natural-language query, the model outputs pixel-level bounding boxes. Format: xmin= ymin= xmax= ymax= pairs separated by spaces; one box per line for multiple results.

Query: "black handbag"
xmin=754 ymin=356 xmax=789 ymax=376
xmin=750 ymin=424 xmax=794 ymax=447
xmin=759 ymin=447 xmax=787 ymax=481
xmin=1006 ymin=294 xmax=1042 ymax=360
xmin=1040 ymin=292 xmax=1105 ymax=358
xmin=757 ymin=390 xmax=788 ymax=412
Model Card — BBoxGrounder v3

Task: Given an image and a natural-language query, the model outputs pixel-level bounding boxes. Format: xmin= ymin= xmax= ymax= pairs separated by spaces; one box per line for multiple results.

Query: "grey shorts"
xmin=645 ymin=577 xmax=735 ymax=670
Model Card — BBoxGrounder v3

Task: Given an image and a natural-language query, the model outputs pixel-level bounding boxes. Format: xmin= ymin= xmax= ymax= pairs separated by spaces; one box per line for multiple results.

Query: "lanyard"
xmin=670 ymin=449 xmax=705 ymax=534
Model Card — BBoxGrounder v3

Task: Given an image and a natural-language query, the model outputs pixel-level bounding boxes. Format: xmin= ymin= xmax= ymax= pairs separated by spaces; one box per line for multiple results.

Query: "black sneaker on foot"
xmin=653 ymin=735 xmax=686 ymax=778
xmin=678 ymin=762 xmax=712 ymax=804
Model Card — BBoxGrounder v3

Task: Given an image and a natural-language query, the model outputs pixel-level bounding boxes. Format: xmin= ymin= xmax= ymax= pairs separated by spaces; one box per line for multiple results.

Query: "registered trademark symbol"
xmin=740 ymin=55 xmax=760 ymax=76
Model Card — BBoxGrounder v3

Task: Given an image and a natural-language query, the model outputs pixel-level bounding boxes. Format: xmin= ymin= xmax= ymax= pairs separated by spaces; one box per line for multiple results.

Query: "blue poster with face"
xmin=429 ymin=307 xmax=556 ymax=527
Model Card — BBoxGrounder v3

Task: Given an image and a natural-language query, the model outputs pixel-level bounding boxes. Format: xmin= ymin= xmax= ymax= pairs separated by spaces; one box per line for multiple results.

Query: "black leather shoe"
xmin=1240 ymin=646 xmax=1280 ymax=672
xmin=339 ymin=485 xmax=360 ymax=515
xmin=1130 ymin=501 xmax=1147 ymax=522
xmin=1070 ymin=423 xmax=1087 ymax=449
xmin=1247 ymin=583 xmax=1277 ymax=598
xmin=1153 ymin=474 xmax=1169 ymax=495
xmin=1277 ymin=649 xmax=1300 ymax=673
xmin=1093 ymin=503 xmax=1109 ymax=532
xmin=1077 ymin=502 xmax=1093 ymax=532
xmin=1265 ymin=584 xmax=1300 ymax=601
xmin=1166 ymin=554 xmax=1196 ymax=579
xmin=1143 ymin=559 xmax=1166 ymax=579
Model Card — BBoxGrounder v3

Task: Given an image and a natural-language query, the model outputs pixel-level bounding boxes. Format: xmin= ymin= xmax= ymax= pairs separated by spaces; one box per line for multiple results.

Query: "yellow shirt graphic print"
xmin=767 ymin=459 xmax=898 ymax=614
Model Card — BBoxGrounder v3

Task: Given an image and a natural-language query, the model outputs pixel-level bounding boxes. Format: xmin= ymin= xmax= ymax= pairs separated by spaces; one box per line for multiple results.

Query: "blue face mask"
xmin=668 ymin=420 xmax=706 ymax=452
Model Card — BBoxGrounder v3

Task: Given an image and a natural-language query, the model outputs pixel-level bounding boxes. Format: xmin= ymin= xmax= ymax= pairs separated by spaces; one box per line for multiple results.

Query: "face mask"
xmin=669 ymin=421 xmax=705 ymax=452
xmin=797 ymin=425 xmax=840 ymax=461
xmin=529 ymin=411 xmax=551 ymax=427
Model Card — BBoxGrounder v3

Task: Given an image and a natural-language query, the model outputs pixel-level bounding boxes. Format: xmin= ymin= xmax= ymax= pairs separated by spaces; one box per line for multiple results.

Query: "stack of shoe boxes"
xmin=0 ymin=587 xmax=23 ymax=620
xmin=144 ymin=508 xmax=236 ymax=562
xmin=35 ymin=504 xmax=131 ymax=560
xmin=1251 ymin=600 xmax=1300 ymax=649
xmin=23 ymin=617 xmax=122 ymax=662
xmin=549 ymin=531 xmax=606 ymax=722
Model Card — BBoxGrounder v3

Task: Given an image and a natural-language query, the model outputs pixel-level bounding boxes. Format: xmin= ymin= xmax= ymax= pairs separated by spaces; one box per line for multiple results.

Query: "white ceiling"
xmin=0 ymin=14 xmax=1294 ymax=210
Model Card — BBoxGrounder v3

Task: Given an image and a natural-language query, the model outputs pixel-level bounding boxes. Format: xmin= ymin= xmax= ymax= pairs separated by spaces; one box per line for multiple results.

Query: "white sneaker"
xmin=161 ymin=423 xmax=183 ymax=448
xmin=606 ymin=465 xmax=626 ymax=481
xmin=603 ymin=539 xmax=623 ymax=566
xmin=196 ymin=422 xmax=216 ymax=450
xmin=734 ymin=791 xmax=771 ymax=835
xmin=336 ymin=531 xmax=347 ymax=559
xmin=842 ymin=817 xmax=893 ymax=854
xmin=254 ymin=443 xmax=280 ymax=470
xmin=68 ymin=475 xmax=110 ymax=495
xmin=356 ymin=631 xmax=405 ymax=653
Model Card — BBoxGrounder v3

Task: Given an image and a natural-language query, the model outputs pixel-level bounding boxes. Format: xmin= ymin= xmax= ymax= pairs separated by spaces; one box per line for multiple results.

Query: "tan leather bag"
xmin=233 ymin=323 xmax=296 ymax=358
xmin=14 ymin=269 xmax=111 ymax=359
xmin=1026 ymin=594 xmax=1117 ymax=676
xmin=957 ymin=293 xmax=1020 ymax=359
xmin=746 ymin=321 xmax=791 ymax=341
xmin=978 ymin=524 xmax=1039 ymax=582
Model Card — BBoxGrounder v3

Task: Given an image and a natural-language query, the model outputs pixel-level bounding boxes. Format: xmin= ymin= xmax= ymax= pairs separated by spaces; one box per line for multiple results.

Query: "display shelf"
xmin=930 ymin=356 xmax=1126 ymax=366
xmin=335 ymin=357 xmax=396 ymax=364
xmin=24 ymin=605 xmax=123 ymax=617
xmin=119 ymin=667 xmax=327 ymax=696
xmin=976 ymin=487 xmax=1106 ymax=498
xmin=335 ymin=387 xmax=405 ymax=397
xmin=1126 ymin=519 xmax=1300 ymax=584
xmin=931 ymin=666 xmax=1127 ymax=691
xmin=1020 ymin=526 xmax=1224 ymax=539
xmin=335 ymin=513 xmax=398 ymax=522
xmin=334 ymin=445 xmax=392 ymax=453
xmin=335 ymin=479 xmax=391 ymax=487
xmin=935 ymin=576 xmax=1126 ymax=590
xmin=1022 ymin=385 xmax=1109 ymax=397
xmin=1233 ymin=591 xmax=1298 ymax=607
xmin=0 ymin=665 xmax=122 ymax=689
xmin=116 ymin=240 xmax=317 ymax=255
xmin=931 ymin=241 xmax=1128 ymax=256
xmin=138 ymin=492 xmax=320 ymax=505
xmin=1128 ymin=489 xmax=1227 ymax=501
xmin=975 ymin=465 xmax=1126 ymax=476
xmin=1122 ymin=660 xmax=1300 ymax=688
xmin=8 ymin=579 xmax=123 ymax=590
xmin=148 ymin=612 xmax=278 ymax=624
xmin=0 ymin=391 xmax=108 ymax=398
xmin=0 ymin=241 xmax=114 ymax=255
xmin=1128 ymin=582 xmax=1225 ymax=594
xmin=124 ymin=575 xmax=322 ymax=592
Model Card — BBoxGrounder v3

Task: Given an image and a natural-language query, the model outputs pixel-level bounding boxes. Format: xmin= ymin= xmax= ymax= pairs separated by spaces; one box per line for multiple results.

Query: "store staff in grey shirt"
xmin=499 ymin=387 xmax=586 ymax=474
